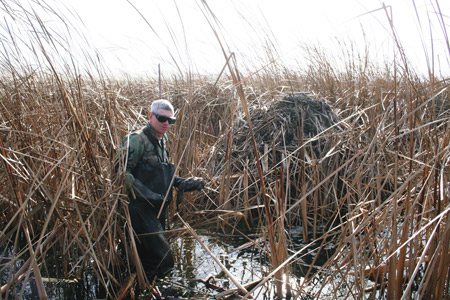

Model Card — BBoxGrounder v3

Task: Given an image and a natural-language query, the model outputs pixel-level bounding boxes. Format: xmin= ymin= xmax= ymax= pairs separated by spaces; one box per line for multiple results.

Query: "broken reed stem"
xmin=297 ymin=107 xmax=308 ymax=243
xmin=397 ymin=87 xmax=415 ymax=299
xmin=176 ymin=213 xmax=249 ymax=296
xmin=387 ymin=63 xmax=399 ymax=300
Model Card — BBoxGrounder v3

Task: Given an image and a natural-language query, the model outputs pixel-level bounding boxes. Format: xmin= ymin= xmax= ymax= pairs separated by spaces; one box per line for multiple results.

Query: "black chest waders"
xmin=131 ymin=162 xmax=175 ymax=228
xmin=128 ymin=150 xmax=176 ymax=279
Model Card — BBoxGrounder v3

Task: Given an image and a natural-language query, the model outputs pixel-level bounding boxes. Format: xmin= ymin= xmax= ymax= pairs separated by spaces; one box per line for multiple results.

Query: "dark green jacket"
xmin=119 ymin=123 xmax=169 ymax=189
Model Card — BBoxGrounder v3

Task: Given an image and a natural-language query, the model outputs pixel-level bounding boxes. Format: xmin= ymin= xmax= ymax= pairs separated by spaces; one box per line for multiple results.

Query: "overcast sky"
xmin=2 ymin=0 xmax=449 ymax=77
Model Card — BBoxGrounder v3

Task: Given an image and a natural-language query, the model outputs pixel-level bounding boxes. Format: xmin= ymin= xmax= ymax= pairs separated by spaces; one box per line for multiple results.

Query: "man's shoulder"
xmin=128 ymin=129 xmax=159 ymax=150
xmin=120 ymin=130 xmax=144 ymax=149
xmin=122 ymin=131 xmax=142 ymax=143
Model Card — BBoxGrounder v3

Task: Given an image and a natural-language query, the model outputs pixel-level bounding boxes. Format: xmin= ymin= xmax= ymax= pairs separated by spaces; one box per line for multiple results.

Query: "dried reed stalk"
xmin=177 ymin=213 xmax=249 ymax=295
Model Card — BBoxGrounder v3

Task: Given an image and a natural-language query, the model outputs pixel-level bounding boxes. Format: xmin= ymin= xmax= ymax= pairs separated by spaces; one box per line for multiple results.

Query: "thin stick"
xmin=176 ymin=213 xmax=249 ymax=296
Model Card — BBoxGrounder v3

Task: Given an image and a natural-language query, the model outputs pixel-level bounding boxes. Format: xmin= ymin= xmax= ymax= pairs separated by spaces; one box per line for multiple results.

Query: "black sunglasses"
xmin=153 ymin=112 xmax=176 ymax=124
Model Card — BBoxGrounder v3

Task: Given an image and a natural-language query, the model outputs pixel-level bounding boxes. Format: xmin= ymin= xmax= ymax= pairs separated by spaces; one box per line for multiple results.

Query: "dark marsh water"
xmin=1 ymin=226 xmax=337 ymax=299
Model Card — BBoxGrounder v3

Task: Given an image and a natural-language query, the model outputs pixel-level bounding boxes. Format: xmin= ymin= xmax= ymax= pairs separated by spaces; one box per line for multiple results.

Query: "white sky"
xmin=2 ymin=0 xmax=449 ymax=77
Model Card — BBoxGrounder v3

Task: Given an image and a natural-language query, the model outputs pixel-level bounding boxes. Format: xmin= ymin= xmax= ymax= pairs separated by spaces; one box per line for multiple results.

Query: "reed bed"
xmin=1 ymin=0 xmax=449 ymax=299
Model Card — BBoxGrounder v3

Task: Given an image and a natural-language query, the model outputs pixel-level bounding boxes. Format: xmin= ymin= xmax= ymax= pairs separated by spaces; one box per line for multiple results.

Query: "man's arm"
xmin=121 ymin=133 xmax=144 ymax=190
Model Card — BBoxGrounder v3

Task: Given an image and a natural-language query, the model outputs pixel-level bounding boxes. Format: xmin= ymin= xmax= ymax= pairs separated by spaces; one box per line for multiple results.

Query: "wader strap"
xmin=142 ymin=126 xmax=169 ymax=162
xmin=142 ymin=126 xmax=160 ymax=150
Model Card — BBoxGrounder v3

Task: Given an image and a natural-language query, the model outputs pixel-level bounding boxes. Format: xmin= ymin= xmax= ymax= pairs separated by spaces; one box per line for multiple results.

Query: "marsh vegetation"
xmin=0 ymin=1 xmax=449 ymax=299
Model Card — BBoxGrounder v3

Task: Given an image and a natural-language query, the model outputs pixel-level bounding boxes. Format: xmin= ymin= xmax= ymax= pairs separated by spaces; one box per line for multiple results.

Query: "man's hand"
xmin=132 ymin=178 xmax=165 ymax=207
xmin=179 ymin=177 xmax=205 ymax=192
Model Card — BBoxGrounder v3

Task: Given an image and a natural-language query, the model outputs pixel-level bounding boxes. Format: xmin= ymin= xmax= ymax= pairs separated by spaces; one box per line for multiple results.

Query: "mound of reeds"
xmin=204 ymin=91 xmax=342 ymax=234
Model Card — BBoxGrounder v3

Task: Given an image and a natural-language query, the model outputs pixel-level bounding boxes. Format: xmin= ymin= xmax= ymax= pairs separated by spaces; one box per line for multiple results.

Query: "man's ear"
xmin=148 ymin=111 xmax=153 ymax=120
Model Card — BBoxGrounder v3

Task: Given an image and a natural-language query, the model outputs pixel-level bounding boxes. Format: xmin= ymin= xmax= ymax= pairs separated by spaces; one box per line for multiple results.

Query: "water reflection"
xmin=1 ymin=226 xmax=334 ymax=299
xmin=164 ymin=230 xmax=292 ymax=299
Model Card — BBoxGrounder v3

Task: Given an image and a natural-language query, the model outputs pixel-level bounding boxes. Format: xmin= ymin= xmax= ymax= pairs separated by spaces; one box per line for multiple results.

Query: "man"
xmin=117 ymin=99 xmax=205 ymax=280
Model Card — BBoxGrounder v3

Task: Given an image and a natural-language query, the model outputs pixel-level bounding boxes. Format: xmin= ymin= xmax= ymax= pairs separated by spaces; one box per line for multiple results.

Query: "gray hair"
xmin=151 ymin=99 xmax=174 ymax=113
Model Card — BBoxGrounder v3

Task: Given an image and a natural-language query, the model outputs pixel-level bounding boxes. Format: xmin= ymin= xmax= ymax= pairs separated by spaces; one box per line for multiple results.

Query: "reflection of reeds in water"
xmin=1 ymin=0 xmax=450 ymax=299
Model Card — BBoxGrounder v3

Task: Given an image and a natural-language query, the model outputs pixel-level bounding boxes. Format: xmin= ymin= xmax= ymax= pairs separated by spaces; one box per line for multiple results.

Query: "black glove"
xmin=178 ymin=177 xmax=206 ymax=192
xmin=131 ymin=178 xmax=165 ymax=207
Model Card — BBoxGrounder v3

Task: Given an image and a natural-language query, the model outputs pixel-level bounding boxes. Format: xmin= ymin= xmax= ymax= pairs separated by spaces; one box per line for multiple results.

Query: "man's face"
xmin=149 ymin=109 xmax=174 ymax=138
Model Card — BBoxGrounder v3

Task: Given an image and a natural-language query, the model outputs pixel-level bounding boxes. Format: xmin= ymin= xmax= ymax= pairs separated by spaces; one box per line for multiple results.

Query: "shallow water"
xmin=157 ymin=225 xmax=337 ymax=299
xmin=2 ymin=226 xmax=335 ymax=299
xmin=165 ymin=232 xmax=274 ymax=298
